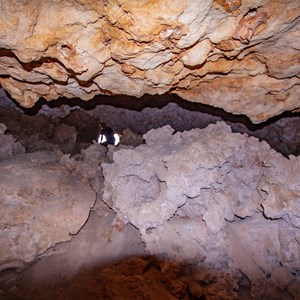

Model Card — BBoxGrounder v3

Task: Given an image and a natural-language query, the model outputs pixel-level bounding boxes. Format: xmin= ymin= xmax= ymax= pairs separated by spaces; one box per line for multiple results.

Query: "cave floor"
xmin=1 ymin=211 xmax=255 ymax=300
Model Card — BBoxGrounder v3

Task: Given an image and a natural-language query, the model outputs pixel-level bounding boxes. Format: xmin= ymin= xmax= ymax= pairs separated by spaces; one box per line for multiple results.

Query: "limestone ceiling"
xmin=0 ymin=0 xmax=299 ymax=123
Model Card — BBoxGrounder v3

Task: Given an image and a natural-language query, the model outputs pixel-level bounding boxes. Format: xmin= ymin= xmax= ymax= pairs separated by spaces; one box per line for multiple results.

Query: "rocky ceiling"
xmin=0 ymin=0 xmax=299 ymax=123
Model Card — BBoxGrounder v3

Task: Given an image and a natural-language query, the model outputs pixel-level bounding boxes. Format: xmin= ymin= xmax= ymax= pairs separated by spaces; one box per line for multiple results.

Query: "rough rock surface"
xmin=0 ymin=115 xmax=300 ymax=299
xmin=0 ymin=0 xmax=299 ymax=123
xmin=0 ymin=123 xmax=25 ymax=161
xmin=102 ymin=122 xmax=300 ymax=299
xmin=0 ymin=151 xmax=96 ymax=271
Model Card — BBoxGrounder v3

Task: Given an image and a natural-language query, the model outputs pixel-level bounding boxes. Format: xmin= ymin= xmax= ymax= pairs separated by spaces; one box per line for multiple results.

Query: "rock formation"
xmin=0 ymin=123 xmax=25 ymax=160
xmin=0 ymin=149 xmax=98 ymax=272
xmin=0 ymin=0 xmax=299 ymax=123
xmin=102 ymin=122 xmax=300 ymax=299
xmin=0 ymin=99 xmax=300 ymax=298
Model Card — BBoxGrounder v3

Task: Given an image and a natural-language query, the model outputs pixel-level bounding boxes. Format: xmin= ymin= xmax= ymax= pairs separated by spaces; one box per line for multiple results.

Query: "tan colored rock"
xmin=0 ymin=0 xmax=299 ymax=123
xmin=215 ymin=0 xmax=242 ymax=13
xmin=233 ymin=9 xmax=268 ymax=43
xmin=181 ymin=39 xmax=213 ymax=67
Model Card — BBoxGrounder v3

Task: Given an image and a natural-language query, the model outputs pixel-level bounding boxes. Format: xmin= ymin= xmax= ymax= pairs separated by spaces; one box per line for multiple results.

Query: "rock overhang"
xmin=0 ymin=0 xmax=299 ymax=123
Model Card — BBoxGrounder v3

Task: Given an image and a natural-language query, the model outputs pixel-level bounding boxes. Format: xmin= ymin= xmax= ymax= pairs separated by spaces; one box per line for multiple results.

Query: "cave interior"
xmin=0 ymin=89 xmax=300 ymax=300
xmin=0 ymin=0 xmax=300 ymax=299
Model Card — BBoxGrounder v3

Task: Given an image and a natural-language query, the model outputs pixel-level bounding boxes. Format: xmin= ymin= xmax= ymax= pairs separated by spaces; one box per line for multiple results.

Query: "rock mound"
xmin=102 ymin=122 xmax=300 ymax=299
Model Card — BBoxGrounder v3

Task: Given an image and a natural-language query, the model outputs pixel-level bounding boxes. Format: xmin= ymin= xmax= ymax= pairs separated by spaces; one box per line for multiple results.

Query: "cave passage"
xmin=1 ymin=89 xmax=300 ymax=157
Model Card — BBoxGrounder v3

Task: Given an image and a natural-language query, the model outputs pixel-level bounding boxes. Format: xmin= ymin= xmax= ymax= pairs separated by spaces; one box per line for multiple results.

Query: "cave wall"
xmin=0 ymin=0 xmax=299 ymax=123
xmin=0 ymin=2 xmax=299 ymax=297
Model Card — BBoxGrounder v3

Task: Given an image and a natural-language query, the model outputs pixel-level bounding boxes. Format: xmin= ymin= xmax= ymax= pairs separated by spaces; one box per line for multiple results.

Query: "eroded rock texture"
xmin=102 ymin=122 xmax=300 ymax=299
xmin=0 ymin=151 xmax=96 ymax=271
xmin=0 ymin=123 xmax=25 ymax=160
xmin=0 ymin=0 xmax=299 ymax=123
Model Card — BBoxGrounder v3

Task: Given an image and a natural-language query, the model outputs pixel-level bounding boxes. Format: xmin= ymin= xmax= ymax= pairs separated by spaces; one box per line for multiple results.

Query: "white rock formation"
xmin=102 ymin=122 xmax=300 ymax=299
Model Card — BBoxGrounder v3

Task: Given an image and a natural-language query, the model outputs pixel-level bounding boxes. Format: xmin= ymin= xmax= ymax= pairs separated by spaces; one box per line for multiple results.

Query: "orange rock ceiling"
xmin=0 ymin=0 xmax=299 ymax=123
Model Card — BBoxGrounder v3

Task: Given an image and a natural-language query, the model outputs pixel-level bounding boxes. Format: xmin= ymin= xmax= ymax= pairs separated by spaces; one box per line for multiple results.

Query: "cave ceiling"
xmin=0 ymin=0 xmax=299 ymax=123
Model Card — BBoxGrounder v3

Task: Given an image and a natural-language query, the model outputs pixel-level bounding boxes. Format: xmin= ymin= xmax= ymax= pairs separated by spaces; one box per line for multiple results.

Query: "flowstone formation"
xmin=0 ymin=149 xmax=97 ymax=272
xmin=102 ymin=122 xmax=300 ymax=299
xmin=0 ymin=0 xmax=299 ymax=123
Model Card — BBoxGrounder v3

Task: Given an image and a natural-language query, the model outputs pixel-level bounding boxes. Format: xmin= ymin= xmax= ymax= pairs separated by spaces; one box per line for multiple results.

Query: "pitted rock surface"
xmin=0 ymin=0 xmax=299 ymax=122
xmin=102 ymin=122 xmax=300 ymax=299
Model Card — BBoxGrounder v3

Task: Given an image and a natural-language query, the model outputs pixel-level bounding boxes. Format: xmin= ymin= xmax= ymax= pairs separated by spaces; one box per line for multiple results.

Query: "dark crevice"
xmin=3 ymin=89 xmax=300 ymax=132
xmin=1 ymin=88 xmax=300 ymax=157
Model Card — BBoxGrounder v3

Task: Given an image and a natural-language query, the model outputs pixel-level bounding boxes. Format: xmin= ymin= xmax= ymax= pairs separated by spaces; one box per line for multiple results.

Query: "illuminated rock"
xmin=0 ymin=0 xmax=299 ymax=122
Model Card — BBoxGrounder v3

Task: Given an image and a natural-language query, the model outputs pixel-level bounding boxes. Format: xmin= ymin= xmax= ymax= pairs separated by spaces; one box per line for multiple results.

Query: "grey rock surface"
xmin=0 ymin=122 xmax=25 ymax=161
xmin=0 ymin=151 xmax=96 ymax=271
xmin=102 ymin=122 xmax=300 ymax=299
